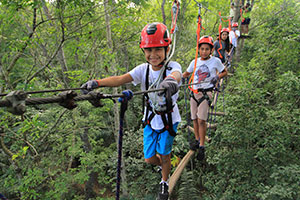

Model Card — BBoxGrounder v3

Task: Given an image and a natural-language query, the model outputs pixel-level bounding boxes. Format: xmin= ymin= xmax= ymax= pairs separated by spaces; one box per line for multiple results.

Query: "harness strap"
xmin=191 ymin=88 xmax=213 ymax=107
xmin=143 ymin=64 xmax=176 ymax=136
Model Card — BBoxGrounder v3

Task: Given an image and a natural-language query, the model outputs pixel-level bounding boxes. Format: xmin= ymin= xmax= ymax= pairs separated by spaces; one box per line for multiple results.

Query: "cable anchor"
xmin=58 ymin=90 xmax=78 ymax=110
xmin=87 ymin=91 xmax=104 ymax=107
xmin=5 ymin=91 xmax=27 ymax=115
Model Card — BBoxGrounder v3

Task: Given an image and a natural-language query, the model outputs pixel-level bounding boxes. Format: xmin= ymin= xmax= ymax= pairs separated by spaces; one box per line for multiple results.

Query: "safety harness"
xmin=190 ymin=87 xmax=214 ymax=107
xmin=143 ymin=64 xmax=176 ymax=137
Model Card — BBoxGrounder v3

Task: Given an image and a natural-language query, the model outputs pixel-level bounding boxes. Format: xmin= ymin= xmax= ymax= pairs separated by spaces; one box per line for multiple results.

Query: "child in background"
xmin=229 ymin=22 xmax=240 ymax=49
xmin=81 ymin=22 xmax=182 ymax=200
xmin=183 ymin=36 xmax=227 ymax=160
xmin=213 ymin=28 xmax=230 ymax=64
xmin=229 ymin=22 xmax=240 ymax=58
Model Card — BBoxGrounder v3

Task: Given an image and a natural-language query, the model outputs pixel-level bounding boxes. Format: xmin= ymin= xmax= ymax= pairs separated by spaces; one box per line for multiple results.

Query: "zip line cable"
xmin=0 ymin=81 xmax=210 ymax=107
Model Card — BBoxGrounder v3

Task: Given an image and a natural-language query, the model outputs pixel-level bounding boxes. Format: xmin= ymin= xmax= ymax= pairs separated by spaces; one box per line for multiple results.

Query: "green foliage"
xmin=0 ymin=0 xmax=299 ymax=199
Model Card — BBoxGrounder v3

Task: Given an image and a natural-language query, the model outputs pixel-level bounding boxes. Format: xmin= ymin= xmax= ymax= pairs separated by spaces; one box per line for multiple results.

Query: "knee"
xmin=198 ymin=120 xmax=206 ymax=127
xmin=199 ymin=119 xmax=206 ymax=126
xmin=144 ymin=158 xmax=152 ymax=164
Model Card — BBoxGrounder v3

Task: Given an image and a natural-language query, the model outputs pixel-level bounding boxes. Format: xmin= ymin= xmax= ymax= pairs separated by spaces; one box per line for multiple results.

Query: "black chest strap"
xmin=143 ymin=64 xmax=176 ymax=137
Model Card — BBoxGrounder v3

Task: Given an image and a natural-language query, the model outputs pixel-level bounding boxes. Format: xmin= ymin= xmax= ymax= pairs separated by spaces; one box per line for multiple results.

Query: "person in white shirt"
xmin=183 ymin=36 xmax=227 ymax=161
xmin=229 ymin=22 xmax=241 ymax=59
xmin=229 ymin=22 xmax=240 ymax=48
xmin=81 ymin=22 xmax=182 ymax=200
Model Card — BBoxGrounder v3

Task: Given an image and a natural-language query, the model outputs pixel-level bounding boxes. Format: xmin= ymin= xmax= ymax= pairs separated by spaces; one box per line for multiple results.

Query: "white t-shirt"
xmin=129 ymin=61 xmax=182 ymax=130
xmin=186 ymin=56 xmax=225 ymax=90
xmin=229 ymin=29 xmax=240 ymax=47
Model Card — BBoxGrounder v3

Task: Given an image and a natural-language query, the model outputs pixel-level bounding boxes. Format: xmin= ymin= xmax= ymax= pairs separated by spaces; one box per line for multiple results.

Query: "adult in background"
xmin=241 ymin=2 xmax=251 ymax=34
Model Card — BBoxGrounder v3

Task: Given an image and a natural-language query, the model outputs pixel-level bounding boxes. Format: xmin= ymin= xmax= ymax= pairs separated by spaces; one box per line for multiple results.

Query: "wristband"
xmin=166 ymin=74 xmax=176 ymax=81
xmin=96 ymin=80 xmax=101 ymax=86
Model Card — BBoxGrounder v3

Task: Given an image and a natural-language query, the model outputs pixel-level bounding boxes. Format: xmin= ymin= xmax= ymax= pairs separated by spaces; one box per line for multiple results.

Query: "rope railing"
xmin=0 ymin=81 xmax=210 ymax=117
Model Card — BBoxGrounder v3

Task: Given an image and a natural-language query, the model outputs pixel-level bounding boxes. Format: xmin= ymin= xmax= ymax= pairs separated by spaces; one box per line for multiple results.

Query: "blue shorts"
xmin=143 ymin=122 xmax=179 ymax=159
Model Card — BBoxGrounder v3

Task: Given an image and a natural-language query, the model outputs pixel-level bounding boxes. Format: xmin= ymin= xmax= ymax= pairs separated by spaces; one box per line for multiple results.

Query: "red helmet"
xmin=198 ymin=35 xmax=214 ymax=48
xmin=140 ymin=22 xmax=171 ymax=48
xmin=221 ymin=28 xmax=230 ymax=33
xmin=232 ymin=22 xmax=238 ymax=27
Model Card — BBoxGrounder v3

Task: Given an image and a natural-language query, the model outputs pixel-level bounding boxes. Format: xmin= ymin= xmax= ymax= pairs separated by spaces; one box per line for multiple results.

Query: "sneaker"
xmin=157 ymin=181 xmax=169 ymax=200
xmin=189 ymin=139 xmax=200 ymax=151
xmin=197 ymin=146 xmax=205 ymax=161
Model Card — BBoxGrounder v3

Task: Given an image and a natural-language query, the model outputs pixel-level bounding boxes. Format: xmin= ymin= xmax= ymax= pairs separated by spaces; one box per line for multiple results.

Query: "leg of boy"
xmin=143 ymin=123 xmax=178 ymax=181
xmin=145 ymin=154 xmax=162 ymax=166
xmin=191 ymin=92 xmax=212 ymax=146
xmin=161 ymin=154 xmax=171 ymax=181
xmin=193 ymin=119 xmax=200 ymax=141
xmin=144 ymin=125 xmax=162 ymax=166
xmin=198 ymin=119 xmax=207 ymax=146
xmin=157 ymin=123 xmax=178 ymax=181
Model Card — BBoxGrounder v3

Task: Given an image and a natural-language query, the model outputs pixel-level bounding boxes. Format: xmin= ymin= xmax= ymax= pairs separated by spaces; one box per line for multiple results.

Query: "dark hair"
xmin=199 ymin=43 xmax=214 ymax=50
xmin=219 ymin=32 xmax=230 ymax=52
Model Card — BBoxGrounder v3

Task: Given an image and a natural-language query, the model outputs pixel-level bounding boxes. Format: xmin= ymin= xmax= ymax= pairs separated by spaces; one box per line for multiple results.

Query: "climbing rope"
xmin=183 ymin=78 xmax=191 ymax=141
xmin=147 ymin=0 xmax=180 ymax=112
xmin=0 ymin=87 xmax=83 ymax=97
xmin=115 ymin=90 xmax=133 ymax=200
xmin=188 ymin=1 xmax=205 ymax=94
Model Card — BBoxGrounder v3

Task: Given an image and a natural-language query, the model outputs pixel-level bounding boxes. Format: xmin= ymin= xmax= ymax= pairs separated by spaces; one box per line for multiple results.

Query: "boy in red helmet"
xmin=183 ymin=36 xmax=227 ymax=160
xmin=81 ymin=22 xmax=182 ymax=200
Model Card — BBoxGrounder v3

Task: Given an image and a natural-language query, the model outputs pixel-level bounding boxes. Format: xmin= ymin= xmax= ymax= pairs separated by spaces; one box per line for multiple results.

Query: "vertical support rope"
xmin=217 ymin=12 xmax=223 ymax=59
xmin=183 ymin=78 xmax=191 ymax=141
xmin=188 ymin=3 xmax=204 ymax=94
xmin=115 ymin=98 xmax=129 ymax=200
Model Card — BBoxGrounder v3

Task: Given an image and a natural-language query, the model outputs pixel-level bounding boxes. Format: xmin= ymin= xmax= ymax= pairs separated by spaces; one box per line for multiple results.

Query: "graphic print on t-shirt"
xmin=196 ymin=64 xmax=211 ymax=83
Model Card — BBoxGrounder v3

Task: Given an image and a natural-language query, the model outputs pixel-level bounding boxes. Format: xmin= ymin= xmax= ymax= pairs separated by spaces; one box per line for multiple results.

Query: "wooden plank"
xmin=208 ymin=111 xmax=226 ymax=116
xmin=240 ymin=35 xmax=251 ymax=39
xmin=169 ymin=150 xmax=195 ymax=194
xmin=187 ymin=126 xmax=214 ymax=142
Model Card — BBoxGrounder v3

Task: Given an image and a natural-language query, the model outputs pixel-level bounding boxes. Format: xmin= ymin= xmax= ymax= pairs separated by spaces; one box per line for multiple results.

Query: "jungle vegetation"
xmin=0 ymin=0 xmax=299 ymax=199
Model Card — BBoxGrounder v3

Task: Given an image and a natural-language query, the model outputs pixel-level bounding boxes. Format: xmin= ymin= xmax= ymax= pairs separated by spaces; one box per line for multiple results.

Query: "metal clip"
xmin=58 ymin=90 xmax=78 ymax=110
xmin=88 ymin=91 xmax=104 ymax=107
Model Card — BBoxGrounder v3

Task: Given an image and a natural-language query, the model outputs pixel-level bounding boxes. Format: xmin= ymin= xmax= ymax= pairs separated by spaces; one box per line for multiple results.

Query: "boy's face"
xmin=199 ymin=44 xmax=212 ymax=60
xmin=144 ymin=47 xmax=168 ymax=67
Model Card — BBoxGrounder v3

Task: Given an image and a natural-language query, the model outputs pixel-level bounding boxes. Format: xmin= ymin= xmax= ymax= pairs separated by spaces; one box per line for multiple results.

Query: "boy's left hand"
xmin=118 ymin=90 xmax=133 ymax=102
xmin=210 ymin=75 xmax=219 ymax=85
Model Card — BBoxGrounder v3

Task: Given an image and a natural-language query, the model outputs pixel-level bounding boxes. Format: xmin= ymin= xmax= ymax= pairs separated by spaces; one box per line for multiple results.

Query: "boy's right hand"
xmin=80 ymin=80 xmax=99 ymax=94
xmin=158 ymin=76 xmax=179 ymax=97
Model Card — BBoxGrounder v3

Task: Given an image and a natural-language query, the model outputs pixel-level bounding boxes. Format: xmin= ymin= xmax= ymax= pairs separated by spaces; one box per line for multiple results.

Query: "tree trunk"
xmin=41 ymin=0 xmax=70 ymax=87
xmin=233 ymin=0 xmax=241 ymax=23
xmin=161 ymin=0 xmax=166 ymax=24
xmin=80 ymin=128 xmax=97 ymax=200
